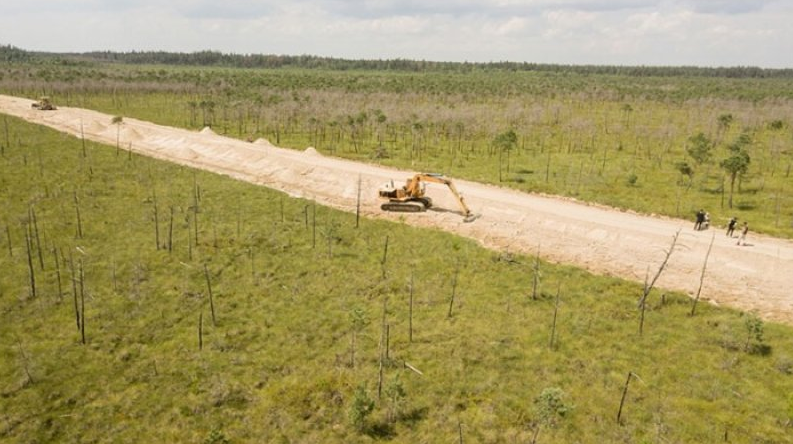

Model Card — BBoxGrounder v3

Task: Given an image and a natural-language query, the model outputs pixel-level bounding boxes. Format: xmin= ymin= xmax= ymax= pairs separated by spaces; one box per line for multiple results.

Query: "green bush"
xmin=349 ymin=385 xmax=375 ymax=432
xmin=534 ymin=386 xmax=573 ymax=427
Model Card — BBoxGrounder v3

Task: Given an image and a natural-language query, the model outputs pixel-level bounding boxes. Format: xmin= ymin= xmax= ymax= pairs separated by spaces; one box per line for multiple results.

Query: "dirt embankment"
xmin=2 ymin=94 xmax=792 ymax=323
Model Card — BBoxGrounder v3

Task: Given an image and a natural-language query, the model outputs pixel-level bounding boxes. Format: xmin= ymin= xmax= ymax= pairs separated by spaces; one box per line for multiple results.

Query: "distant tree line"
xmin=2 ymin=44 xmax=792 ymax=78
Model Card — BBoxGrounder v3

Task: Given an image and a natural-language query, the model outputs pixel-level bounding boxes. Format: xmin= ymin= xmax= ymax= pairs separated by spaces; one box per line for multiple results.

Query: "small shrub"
xmin=744 ymin=314 xmax=766 ymax=354
xmin=534 ymin=386 xmax=573 ymax=428
xmin=372 ymin=145 xmax=390 ymax=159
xmin=626 ymin=173 xmax=638 ymax=186
xmin=675 ymin=161 xmax=694 ymax=179
xmin=349 ymin=384 xmax=375 ymax=432
xmin=209 ymin=381 xmax=251 ymax=409
xmin=385 ymin=374 xmax=407 ymax=422
xmin=349 ymin=307 xmax=369 ymax=332
xmin=203 ymin=429 xmax=230 ymax=444
xmin=775 ymin=355 xmax=793 ymax=374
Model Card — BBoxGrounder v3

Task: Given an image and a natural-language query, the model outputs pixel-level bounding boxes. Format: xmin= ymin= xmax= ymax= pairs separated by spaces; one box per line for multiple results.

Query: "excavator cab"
xmin=378 ymin=179 xmax=425 ymax=200
xmin=378 ymin=178 xmax=430 ymax=212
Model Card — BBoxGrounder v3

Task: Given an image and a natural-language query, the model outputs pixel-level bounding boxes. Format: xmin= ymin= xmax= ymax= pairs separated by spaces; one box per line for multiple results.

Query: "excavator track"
xmin=381 ymin=200 xmax=427 ymax=213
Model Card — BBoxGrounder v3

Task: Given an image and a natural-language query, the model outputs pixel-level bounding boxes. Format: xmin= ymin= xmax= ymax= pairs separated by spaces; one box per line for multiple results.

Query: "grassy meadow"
xmin=1 ymin=110 xmax=793 ymax=442
xmin=1 ymin=62 xmax=793 ymax=238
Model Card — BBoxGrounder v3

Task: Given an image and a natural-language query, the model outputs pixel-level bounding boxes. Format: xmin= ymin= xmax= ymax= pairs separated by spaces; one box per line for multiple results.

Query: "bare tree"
xmin=638 ymin=230 xmax=680 ymax=335
xmin=690 ymin=233 xmax=715 ymax=316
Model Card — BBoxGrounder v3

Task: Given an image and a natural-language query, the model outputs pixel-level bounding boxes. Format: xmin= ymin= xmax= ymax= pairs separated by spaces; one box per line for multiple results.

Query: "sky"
xmin=1 ymin=0 xmax=791 ymax=68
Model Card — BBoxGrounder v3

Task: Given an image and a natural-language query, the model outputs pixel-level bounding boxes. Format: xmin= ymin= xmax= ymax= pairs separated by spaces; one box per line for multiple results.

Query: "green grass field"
xmin=2 ymin=112 xmax=792 ymax=442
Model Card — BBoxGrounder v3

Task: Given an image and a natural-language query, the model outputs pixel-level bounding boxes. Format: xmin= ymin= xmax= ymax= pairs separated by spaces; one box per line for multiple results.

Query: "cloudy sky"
xmin=1 ymin=0 xmax=791 ymax=68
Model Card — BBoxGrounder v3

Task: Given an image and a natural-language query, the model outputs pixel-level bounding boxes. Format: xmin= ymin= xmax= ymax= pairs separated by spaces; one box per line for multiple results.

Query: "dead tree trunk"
xmin=5 ymin=225 xmax=12 ymax=257
xmin=531 ymin=245 xmax=541 ymax=300
xmin=53 ymin=247 xmax=63 ymax=300
xmin=448 ymin=261 xmax=460 ymax=318
xmin=29 ymin=206 xmax=44 ymax=270
xmin=198 ymin=312 xmax=203 ymax=351
xmin=69 ymin=253 xmax=79 ymax=329
xmin=152 ymin=188 xmax=160 ymax=250
xmin=616 ymin=372 xmax=635 ymax=424
xmin=409 ymin=271 xmax=414 ymax=343
xmin=204 ymin=264 xmax=216 ymax=326
xmin=74 ymin=192 xmax=83 ymax=239
xmin=381 ymin=235 xmax=389 ymax=279
xmin=377 ymin=295 xmax=388 ymax=400
xmin=79 ymin=259 xmax=86 ymax=345
xmin=638 ymin=230 xmax=679 ymax=335
xmin=549 ymin=284 xmax=561 ymax=349
xmin=15 ymin=336 xmax=34 ymax=385
xmin=691 ymin=233 xmax=715 ymax=316
xmin=356 ymin=174 xmax=362 ymax=229
xmin=24 ymin=224 xmax=36 ymax=298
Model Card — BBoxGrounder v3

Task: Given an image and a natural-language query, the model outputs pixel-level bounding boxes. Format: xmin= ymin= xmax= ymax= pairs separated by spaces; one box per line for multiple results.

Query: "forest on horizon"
xmin=2 ymin=44 xmax=792 ymax=78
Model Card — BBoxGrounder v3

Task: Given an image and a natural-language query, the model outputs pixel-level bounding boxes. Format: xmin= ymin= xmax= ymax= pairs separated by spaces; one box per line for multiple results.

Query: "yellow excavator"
xmin=378 ymin=173 xmax=477 ymax=222
xmin=31 ymin=96 xmax=56 ymax=110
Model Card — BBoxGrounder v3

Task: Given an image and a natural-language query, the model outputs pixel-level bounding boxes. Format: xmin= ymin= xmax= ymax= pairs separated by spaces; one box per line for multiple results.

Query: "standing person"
xmin=726 ymin=217 xmax=737 ymax=237
xmin=694 ymin=209 xmax=704 ymax=231
xmin=737 ymin=222 xmax=749 ymax=246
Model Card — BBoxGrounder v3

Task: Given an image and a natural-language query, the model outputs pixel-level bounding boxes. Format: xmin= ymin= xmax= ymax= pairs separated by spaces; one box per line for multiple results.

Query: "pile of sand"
xmin=200 ymin=126 xmax=216 ymax=135
xmin=119 ymin=126 xmax=144 ymax=142
xmin=86 ymin=121 xmax=107 ymax=133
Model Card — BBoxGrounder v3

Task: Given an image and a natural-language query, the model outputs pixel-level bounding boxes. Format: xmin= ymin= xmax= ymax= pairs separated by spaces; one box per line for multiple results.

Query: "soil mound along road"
xmin=2 ymin=94 xmax=792 ymax=323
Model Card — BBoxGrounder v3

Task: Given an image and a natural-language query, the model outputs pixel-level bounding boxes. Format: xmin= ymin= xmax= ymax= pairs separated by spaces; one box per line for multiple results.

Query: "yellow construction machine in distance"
xmin=378 ymin=173 xmax=477 ymax=222
xmin=31 ymin=96 xmax=56 ymax=110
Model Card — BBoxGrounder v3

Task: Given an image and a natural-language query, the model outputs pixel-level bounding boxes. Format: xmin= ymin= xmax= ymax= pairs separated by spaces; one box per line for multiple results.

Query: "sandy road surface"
xmin=3 ymin=94 xmax=793 ymax=323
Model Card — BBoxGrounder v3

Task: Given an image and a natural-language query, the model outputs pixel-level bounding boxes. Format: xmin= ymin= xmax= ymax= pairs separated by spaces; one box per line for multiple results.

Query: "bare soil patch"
xmin=3 ymin=94 xmax=792 ymax=323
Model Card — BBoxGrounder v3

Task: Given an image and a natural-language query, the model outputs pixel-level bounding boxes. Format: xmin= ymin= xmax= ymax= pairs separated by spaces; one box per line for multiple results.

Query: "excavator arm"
xmin=409 ymin=174 xmax=472 ymax=218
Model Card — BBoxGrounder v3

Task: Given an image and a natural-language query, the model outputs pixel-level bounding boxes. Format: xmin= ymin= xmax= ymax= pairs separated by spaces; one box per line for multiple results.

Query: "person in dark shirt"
xmin=694 ymin=209 xmax=705 ymax=231
xmin=726 ymin=217 xmax=737 ymax=237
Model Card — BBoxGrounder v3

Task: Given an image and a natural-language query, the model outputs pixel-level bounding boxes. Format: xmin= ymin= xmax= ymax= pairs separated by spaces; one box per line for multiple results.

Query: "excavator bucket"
xmin=463 ymin=213 xmax=481 ymax=223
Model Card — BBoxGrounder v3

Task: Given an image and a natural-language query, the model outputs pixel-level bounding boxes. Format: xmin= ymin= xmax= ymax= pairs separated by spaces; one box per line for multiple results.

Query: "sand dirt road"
xmin=2 ymin=94 xmax=792 ymax=323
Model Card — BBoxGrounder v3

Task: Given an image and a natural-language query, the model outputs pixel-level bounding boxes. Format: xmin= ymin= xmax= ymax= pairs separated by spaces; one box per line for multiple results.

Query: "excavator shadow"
xmin=427 ymin=207 xmax=481 ymax=223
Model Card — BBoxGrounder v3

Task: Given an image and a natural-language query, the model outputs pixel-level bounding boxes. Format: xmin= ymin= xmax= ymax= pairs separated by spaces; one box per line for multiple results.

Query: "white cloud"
xmin=541 ymin=9 xmax=597 ymax=38
xmin=0 ymin=0 xmax=791 ymax=67
xmin=673 ymin=0 xmax=776 ymax=15
xmin=364 ymin=15 xmax=432 ymax=34
xmin=626 ymin=10 xmax=692 ymax=34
